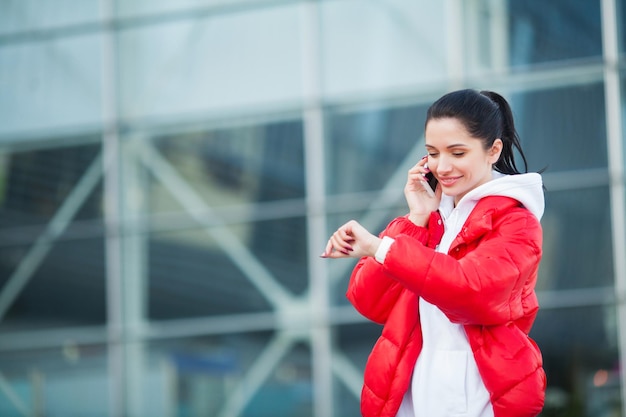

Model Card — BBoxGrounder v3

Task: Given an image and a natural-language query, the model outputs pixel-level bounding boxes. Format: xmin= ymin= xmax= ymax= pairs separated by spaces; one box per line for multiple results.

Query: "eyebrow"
xmin=425 ymin=143 xmax=469 ymax=149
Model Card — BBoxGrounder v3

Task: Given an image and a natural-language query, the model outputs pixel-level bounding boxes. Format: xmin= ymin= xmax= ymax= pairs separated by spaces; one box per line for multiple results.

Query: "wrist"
xmin=368 ymin=236 xmax=382 ymax=258
xmin=408 ymin=212 xmax=429 ymax=227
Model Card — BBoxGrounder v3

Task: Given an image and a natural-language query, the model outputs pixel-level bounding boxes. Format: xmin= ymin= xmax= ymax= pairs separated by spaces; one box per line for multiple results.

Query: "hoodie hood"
xmin=439 ymin=172 xmax=545 ymax=221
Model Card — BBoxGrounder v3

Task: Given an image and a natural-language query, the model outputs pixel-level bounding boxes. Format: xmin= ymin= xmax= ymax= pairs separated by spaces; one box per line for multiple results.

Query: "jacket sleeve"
xmin=346 ymin=213 xmax=443 ymax=324
xmin=381 ymin=209 xmax=542 ymax=326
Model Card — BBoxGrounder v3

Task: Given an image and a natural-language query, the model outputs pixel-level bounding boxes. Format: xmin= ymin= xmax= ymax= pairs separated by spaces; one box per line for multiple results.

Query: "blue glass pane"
xmin=509 ymin=0 xmax=602 ymax=66
xmin=540 ymin=186 xmax=613 ymax=291
xmin=326 ymin=104 xmax=429 ymax=195
xmin=512 ymin=84 xmax=607 ymax=172
xmin=532 ymin=305 xmax=620 ymax=415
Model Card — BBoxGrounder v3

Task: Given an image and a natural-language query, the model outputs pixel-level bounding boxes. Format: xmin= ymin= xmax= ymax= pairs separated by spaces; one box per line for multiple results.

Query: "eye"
xmin=427 ymin=152 xmax=439 ymax=157
xmin=452 ymin=152 xmax=465 ymax=157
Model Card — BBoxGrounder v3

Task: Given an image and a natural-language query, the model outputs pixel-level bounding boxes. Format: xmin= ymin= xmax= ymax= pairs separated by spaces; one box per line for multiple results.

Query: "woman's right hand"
xmin=404 ymin=157 xmax=441 ymax=226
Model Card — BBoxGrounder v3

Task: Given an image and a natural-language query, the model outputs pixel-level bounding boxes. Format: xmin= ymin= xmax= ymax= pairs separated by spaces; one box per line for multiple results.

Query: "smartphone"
xmin=421 ymin=163 xmax=438 ymax=197
xmin=425 ymin=171 xmax=438 ymax=192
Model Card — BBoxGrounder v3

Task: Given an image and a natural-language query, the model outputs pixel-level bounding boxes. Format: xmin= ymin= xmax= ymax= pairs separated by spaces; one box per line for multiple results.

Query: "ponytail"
xmin=479 ymin=91 xmax=528 ymax=175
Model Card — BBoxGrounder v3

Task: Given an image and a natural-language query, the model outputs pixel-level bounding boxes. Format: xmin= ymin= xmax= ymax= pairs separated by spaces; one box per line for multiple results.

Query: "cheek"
xmin=427 ymin=159 xmax=439 ymax=174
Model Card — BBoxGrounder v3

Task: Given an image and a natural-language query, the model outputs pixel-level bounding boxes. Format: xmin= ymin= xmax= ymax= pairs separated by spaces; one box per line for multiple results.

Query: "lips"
xmin=438 ymin=176 xmax=461 ymax=186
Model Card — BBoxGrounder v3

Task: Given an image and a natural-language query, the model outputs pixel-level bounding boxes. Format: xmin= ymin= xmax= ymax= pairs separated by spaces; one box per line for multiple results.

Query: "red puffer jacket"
xmin=347 ymin=196 xmax=546 ymax=417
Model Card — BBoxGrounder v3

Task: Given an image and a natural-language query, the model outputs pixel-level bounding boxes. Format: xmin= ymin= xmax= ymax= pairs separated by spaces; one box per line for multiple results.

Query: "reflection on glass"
xmin=0 ymin=143 xmax=105 ymax=331
xmin=116 ymin=5 xmax=302 ymax=119
xmin=147 ymin=333 xmax=313 ymax=417
xmin=147 ymin=227 xmax=273 ymax=319
xmin=532 ymin=305 xmax=621 ymax=416
xmin=152 ymin=120 xmax=305 ymax=210
xmin=0 ymin=1 xmax=100 ymax=35
xmin=539 ymin=186 xmax=613 ymax=292
xmin=512 ymin=84 xmax=607 ymax=173
xmin=0 ymin=343 xmax=110 ymax=416
xmin=0 ymin=143 xmax=102 ymax=227
xmin=0 ymin=238 xmax=106 ymax=331
xmin=321 ymin=1 xmax=448 ymax=96
xmin=508 ymin=0 xmax=602 ymax=66
xmin=326 ymin=104 xmax=428 ymax=195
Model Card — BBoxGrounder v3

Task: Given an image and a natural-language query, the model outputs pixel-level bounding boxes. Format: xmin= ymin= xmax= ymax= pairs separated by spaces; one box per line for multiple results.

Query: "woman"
xmin=321 ymin=89 xmax=546 ymax=417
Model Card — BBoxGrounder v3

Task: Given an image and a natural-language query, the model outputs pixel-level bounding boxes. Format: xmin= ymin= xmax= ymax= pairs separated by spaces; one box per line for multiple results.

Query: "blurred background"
xmin=0 ymin=0 xmax=625 ymax=416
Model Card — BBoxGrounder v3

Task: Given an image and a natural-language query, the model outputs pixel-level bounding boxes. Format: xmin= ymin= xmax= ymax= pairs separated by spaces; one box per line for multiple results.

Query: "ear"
xmin=488 ymin=138 xmax=503 ymax=164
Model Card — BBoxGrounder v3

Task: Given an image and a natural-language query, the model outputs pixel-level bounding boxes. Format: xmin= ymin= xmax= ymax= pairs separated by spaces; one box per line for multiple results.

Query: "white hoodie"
xmin=380 ymin=172 xmax=545 ymax=417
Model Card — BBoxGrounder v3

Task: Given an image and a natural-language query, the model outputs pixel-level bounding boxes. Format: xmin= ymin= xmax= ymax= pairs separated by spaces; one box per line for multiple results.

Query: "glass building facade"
xmin=0 ymin=0 xmax=625 ymax=416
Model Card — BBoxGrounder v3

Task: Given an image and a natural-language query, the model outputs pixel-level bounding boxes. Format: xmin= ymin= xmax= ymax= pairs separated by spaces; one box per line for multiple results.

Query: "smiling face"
xmin=425 ymin=117 xmax=503 ymax=205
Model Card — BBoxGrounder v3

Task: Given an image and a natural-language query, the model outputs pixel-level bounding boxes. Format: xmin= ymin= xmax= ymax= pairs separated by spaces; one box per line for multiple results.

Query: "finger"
xmin=323 ymin=241 xmax=350 ymax=258
xmin=332 ymin=225 xmax=355 ymax=246
xmin=321 ymin=239 xmax=344 ymax=258
xmin=330 ymin=233 xmax=353 ymax=253
xmin=321 ymin=239 xmax=334 ymax=257
xmin=407 ymin=167 xmax=422 ymax=179
xmin=407 ymin=173 xmax=427 ymax=187
xmin=412 ymin=159 xmax=433 ymax=181
xmin=337 ymin=228 xmax=355 ymax=247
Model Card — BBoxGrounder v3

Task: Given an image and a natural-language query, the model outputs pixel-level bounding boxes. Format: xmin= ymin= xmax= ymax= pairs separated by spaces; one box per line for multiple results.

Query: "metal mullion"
xmin=601 ymin=1 xmax=626 ymax=416
xmin=100 ymin=0 xmax=126 ymax=415
xmin=445 ymin=0 xmax=466 ymax=89
xmin=0 ymin=0 xmax=305 ymax=46
xmin=301 ymin=2 xmax=333 ymax=417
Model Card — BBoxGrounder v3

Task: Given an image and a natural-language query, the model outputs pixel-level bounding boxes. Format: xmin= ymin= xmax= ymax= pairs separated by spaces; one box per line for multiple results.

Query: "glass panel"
xmin=512 ymin=83 xmax=607 ymax=173
xmin=0 ymin=333 xmax=315 ymax=417
xmin=145 ymin=333 xmax=313 ymax=417
xmin=621 ymin=1 xmax=626 ymax=54
xmin=539 ymin=186 xmax=613 ymax=291
xmin=532 ymin=305 xmax=620 ymax=416
xmin=243 ymin=341 xmax=313 ymax=417
xmin=508 ymin=0 xmax=602 ymax=66
xmin=0 ymin=36 xmax=103 ymax=137
xmin=622 ymin=72 xmax=626 ymax=168
xmin=0 ymin=344 xmax=110 ymax=416
xmin=147 ymin=217 xmax=308 ymax=320
xmin=334 ymin=381 xmax=360 ymax=417
xmin=326 ymin=103 xmax=429 ymax=195
xmin=321 ymin=0 xmax=448 ymax=96
xmin=149 ymin=120 xmax=305 ymax=211
xmin=144 ymin=120 xmax=309 ymax=314
xmin=0 ymin=143 xmax=105 ymax=331
xmin=0 ymin=0 xmax=100 ymax=35
xmin=116 ymin=4 xmax=303 ymax=120
xmin=335 ymin=322 xmax=380 ymax=417
xmin=0 ymin=237 xmax=106 ymax=331
xmin=248 ymin=216 xmax=309 ymax=295
xmin=144 ymin=122 xmax=308 ymax=319
xmin=0 ymin=143 xmax=102 ymax=227
xmin=147 ymin=226 xmax=281 ymax=319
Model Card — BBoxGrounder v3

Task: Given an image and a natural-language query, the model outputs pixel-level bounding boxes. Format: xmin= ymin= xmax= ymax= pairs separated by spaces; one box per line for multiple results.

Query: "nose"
xmin=436 ymin=155 xmax=453 ymax=175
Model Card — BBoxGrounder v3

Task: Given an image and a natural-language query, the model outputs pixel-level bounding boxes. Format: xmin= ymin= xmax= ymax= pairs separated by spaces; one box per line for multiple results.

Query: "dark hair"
xmin=425 ymin=89 xmax=528 ymax=175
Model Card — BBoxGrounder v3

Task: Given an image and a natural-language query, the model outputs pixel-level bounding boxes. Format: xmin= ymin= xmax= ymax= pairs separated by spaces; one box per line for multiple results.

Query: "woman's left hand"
xmin=320 ymin=220 xmax=381 ymax=259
